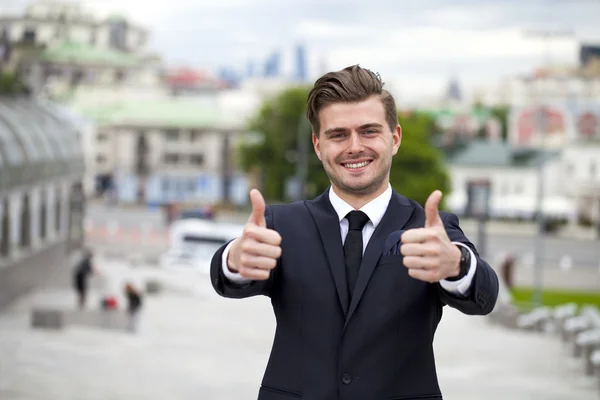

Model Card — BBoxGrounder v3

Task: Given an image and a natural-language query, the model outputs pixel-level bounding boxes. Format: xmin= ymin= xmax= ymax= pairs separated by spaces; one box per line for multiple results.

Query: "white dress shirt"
xmin=221 ymin=184 xmax=477 ymax=295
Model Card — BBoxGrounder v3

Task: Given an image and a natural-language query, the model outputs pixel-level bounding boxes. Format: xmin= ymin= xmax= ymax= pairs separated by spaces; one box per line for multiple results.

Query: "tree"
xmin=391 ymin=112 xmax=451 ymax=209
xmin=239 ymin=86 xmax=326 ymax=202
xmin=489 ymin=105 xmax=509 ymax=142
xmin=239 ymin=88 xmax=451 ymax=208
xmin=0 ymin=71 xmax=28 ymax=95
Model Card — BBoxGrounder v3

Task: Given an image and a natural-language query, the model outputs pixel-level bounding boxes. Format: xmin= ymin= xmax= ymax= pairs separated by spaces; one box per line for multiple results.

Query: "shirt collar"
xmin=328 ymin=184 xmax=392 ymax=229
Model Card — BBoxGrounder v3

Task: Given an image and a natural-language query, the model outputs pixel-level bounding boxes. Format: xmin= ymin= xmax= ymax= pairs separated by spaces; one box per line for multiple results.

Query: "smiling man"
xmin=210 ymin=65 xmax=499 ymax=400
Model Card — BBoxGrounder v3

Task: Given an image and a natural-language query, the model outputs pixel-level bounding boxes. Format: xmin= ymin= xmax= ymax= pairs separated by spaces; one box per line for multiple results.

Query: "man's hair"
xmin=306 ymin=65 xmax=398 ymax=136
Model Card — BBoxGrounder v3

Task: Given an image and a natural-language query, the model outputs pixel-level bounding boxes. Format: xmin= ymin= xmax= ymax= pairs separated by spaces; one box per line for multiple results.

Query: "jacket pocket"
xmin=389 ymin=394 xmax=442 ymax=400
xmin=259 ymin=384 xmax=303 ymax=398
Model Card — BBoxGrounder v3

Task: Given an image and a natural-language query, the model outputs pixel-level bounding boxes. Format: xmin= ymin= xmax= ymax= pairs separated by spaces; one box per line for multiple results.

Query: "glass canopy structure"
xmin=0 ymin=97 xmax=84 ymax=191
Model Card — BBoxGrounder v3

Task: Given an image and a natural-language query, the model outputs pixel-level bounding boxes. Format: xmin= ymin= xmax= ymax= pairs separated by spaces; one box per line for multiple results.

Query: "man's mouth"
xmin=341 ymin=160 xmax=372 ymax=170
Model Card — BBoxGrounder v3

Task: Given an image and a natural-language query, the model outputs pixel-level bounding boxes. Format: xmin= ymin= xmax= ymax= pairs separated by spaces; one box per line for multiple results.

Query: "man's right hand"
xmin=227 ymin=189 xmax=282 ymax=280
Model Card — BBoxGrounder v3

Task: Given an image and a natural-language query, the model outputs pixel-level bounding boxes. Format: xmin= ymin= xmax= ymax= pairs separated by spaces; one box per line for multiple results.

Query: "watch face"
xmin=461 ymin=247 xmax=470 ymax=270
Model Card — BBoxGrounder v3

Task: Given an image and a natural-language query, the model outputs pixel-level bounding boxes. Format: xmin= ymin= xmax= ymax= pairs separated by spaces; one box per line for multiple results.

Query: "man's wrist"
xmin=226 ymin=239 xmax=240 ymax=273
xmin=446 ymin=245 xmax=470 ymax=281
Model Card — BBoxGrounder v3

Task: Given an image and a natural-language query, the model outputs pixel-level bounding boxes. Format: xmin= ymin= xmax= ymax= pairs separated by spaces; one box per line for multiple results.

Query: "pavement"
xmin=0 ymin=257 xmax=598 ymax=400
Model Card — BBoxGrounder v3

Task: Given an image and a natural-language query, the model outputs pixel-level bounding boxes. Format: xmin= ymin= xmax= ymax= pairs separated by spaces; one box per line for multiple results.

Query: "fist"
xmin=228 ymin=189 xmax=282 ymax=280
xmin=400 ymin=190 xmax=461 ymax=283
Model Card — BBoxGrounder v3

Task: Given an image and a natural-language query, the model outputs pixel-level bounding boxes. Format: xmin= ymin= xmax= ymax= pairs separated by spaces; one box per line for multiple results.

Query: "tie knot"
xmin=346 ymin=210 xmax=370 ymax=231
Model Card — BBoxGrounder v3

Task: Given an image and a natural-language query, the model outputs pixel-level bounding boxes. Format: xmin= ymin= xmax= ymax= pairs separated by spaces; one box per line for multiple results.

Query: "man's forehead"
xmin=319 ymin=98 xmax=386 ymax=126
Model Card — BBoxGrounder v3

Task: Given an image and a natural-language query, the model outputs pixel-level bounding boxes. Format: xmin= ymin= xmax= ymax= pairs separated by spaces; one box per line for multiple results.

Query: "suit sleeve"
xmin=210 ymin=205 xmax=278 ymax=299
xmin=436 ymin=212 xmax=499 ymax=315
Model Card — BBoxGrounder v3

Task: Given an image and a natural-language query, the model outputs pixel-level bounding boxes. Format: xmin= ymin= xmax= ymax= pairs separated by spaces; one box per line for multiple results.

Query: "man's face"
xmin=312 ymin=96 xmax=401 ymax=198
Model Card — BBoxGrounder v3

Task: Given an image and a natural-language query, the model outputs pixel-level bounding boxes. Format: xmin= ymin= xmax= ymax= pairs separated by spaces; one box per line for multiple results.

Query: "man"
xmin=72 ymin=248 xmax=98 ymax=309
xmin=210 ymin=65 xmax=499 ymax=400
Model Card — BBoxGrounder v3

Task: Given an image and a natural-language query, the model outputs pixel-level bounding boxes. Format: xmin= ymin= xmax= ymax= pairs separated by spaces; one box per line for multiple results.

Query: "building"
xmin=0 ymin=96 xmax=85 ymax=310
xmin=0 ymin=0 xmax=162 ymax=97
xmin=73 ymin=98 xmax=250 ymax=207
xmin=445 ymin=139 xmax=600 ymax=226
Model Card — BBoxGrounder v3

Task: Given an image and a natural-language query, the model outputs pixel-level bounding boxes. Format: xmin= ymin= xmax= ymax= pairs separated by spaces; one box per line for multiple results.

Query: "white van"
xmin=160 ymin=218 xmax=243 ymax=274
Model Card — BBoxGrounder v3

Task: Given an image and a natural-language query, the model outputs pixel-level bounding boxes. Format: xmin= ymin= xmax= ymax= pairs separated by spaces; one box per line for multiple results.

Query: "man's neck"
xmin=331 ymin=183 xmax=389 ymax=210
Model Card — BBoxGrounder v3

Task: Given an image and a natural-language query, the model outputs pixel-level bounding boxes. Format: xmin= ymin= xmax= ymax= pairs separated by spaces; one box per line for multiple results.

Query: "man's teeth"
xmin=344 ymin=161 xmax=369 ymax=169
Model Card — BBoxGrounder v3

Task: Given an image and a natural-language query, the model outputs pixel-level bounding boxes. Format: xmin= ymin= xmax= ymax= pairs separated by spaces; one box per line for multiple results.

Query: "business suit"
xmin=210 ymin=187 xmax=499 ymax=400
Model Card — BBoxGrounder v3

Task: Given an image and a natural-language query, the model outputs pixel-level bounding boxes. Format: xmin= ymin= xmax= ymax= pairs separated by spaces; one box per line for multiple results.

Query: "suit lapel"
xmin=305 ymin=188 xmax=349 ymax=315
xmin=344 ymin=190 xmax=415 ymax=330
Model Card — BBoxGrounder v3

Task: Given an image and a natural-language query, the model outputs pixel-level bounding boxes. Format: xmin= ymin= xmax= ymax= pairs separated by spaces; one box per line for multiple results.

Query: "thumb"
xmin=424 ymin=190 xmax=443 ymax=228
xmin=248 ymin=189 xmax=266 ymax=227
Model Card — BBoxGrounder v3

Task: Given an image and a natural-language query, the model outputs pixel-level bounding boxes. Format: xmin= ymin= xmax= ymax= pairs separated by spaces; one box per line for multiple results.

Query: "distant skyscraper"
xmin=446 ymin=77 xmax=462 ymax=102
xmin=246 ymin=61 xmax=255 ymax=78
xmin=295 ymin=44 xmax=307 ymax=82
xmin=218 ymin=67 xmax=240 ymax=87
xmin=264 ymin=51 xmax=281 ymax=78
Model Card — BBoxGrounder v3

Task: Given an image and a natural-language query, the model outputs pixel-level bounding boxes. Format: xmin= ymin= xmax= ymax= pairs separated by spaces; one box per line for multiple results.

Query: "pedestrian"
xmin=72 ymin=248 xmax=97 ymax=309
xmin=124 ymin=282 xmax=143 ymax=333
xmin=210 ymin=65 xmax=499 ymax=399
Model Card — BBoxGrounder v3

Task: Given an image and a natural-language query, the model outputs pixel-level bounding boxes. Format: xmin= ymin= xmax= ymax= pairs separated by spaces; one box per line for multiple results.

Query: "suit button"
xmin=341 ymin=374 xmax=352 ymax=384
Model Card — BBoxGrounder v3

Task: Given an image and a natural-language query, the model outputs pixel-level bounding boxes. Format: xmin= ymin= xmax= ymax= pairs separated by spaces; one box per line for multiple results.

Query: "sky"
xmin=3 ymin=0 xmax=600 ymax=103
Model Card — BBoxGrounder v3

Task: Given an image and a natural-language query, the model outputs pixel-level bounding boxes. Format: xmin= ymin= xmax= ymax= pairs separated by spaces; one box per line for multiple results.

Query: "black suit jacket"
xmin=210 ymin=188 xmax=499 ymax=400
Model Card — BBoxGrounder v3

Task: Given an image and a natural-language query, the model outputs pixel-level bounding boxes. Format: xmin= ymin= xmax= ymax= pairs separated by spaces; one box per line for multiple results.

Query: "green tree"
xmin=0 ymin=71 xmax=28 ymax=95
xmin=490 ymin=105 xmax=509 ymax=141
xmin=239 ymin=89 xmax=451 ymax=208
xmin=391 ymin=112 xmax=451 ymax=209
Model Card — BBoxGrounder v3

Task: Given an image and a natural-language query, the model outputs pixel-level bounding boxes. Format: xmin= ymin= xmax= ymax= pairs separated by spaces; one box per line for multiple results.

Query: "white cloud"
xmin=294 ymin=20 xmax=374 ymax=39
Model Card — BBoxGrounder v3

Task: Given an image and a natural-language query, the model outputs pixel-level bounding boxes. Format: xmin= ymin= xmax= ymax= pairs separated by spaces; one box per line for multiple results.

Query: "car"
xmin=159 ymin=217 xmax=243 ymax=274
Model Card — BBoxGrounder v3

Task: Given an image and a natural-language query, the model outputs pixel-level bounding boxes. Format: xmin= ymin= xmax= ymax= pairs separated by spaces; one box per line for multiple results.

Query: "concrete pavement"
xmin=0 ymin=258 xmax=598 ymax=400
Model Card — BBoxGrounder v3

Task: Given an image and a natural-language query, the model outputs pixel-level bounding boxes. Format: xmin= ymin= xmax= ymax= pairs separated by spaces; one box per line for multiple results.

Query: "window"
xmin=22 ymin=28 xmax=36 ymax=43
xmin=190 ymin=131 xmax=202 ymax=141
xmin=188 ymin=179 xmax=196 ymax=192
xmin=96 ymin=154 xmax=106 ymax=164
xmin=164 ymin=129 xmax=179 ymax=141
xmin=190 ymin=153 xmax=204 ymax=165
xmin=97 ymin=132 xmax=108 ymax=142
xmin=108 ymin=20 xmax=127 ymax=50
xmin=164 ymin=153 xmax=179 ymax=164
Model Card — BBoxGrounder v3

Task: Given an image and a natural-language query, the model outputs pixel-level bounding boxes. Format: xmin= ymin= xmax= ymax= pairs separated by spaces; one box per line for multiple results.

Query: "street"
xmin=85 ymin=203 xmax=600 ymax=270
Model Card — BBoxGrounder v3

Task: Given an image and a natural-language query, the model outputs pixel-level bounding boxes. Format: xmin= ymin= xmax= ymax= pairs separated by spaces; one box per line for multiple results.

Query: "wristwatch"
xmin=446 ymin=245 xmax=471 ymax=281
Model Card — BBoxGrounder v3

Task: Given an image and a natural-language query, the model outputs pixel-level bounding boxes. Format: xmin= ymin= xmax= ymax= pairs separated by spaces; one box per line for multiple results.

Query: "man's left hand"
xmin=400 ymin=190 xmax=461 ymax=283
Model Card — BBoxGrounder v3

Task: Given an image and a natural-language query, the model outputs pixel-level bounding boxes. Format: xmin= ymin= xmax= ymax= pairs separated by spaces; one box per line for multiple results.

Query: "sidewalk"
xmin=0 ymin=258 xmax=597 ymax=400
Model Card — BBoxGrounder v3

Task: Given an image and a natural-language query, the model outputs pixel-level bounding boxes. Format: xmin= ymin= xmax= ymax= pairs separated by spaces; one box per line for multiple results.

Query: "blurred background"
xmin=0 ymin=0 xmax=599 ymax=399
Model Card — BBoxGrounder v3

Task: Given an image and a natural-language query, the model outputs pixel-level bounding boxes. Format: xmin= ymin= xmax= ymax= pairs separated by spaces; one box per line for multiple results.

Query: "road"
xmin=85 ymin=203 xmax=600 ymax=270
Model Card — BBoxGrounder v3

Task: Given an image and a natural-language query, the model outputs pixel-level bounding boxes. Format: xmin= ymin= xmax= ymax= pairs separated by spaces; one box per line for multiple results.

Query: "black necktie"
xmin=344 ymin=210 xmax=370 ymax=297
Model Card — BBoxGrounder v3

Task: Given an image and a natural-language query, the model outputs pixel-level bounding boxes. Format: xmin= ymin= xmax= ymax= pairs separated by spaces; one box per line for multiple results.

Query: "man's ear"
xmin=392 ymin=124 xmax=402 ymax=155
xmin=312 ymin=133 xmax=321 ymax=160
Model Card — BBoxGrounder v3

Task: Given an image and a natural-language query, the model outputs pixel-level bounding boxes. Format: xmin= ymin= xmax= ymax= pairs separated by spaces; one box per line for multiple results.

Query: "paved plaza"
xmin=0 ymin=258 xmax=598 ymax=400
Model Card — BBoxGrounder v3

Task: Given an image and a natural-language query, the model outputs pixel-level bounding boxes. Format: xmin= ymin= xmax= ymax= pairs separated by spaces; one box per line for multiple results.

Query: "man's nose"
xmin=347 ymin=132 xmax=363 ymax=152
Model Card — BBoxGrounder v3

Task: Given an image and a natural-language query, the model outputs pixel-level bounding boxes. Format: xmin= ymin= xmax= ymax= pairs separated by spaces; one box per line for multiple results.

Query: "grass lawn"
xmin=511 ymin=286 xmax=600 ymax=310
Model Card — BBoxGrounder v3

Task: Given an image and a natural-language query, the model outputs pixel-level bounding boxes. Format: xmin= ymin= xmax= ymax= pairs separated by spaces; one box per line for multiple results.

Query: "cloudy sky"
xmin=3 ymin=0 xmax=600 ymax=102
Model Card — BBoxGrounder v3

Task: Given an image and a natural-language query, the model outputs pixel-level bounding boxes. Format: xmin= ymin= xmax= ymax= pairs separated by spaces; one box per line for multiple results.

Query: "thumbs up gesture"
xmin=227 ymin=189 xmax=282 ymax=280
xmin=400 ymin=190 xmax=462 ymax=283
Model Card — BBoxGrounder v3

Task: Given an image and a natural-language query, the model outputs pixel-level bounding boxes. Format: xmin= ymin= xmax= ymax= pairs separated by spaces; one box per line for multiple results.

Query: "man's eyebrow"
xmin=323 ymin=127 xmax=347 ymax=137
xmin=360 ymin=123 xmax=384 ymax=130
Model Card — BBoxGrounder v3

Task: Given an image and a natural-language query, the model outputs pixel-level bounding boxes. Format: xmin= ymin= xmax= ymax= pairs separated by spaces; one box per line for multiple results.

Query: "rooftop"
xmin=40 ymin=41 xmax=141 ymax=67
xmin=444 ymin=139 xmax=558 ymax=167
xmin=0 ymin=96 xmax=83 ymax=189
xmin=71 ymin=98 xmax=242 ymax=130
